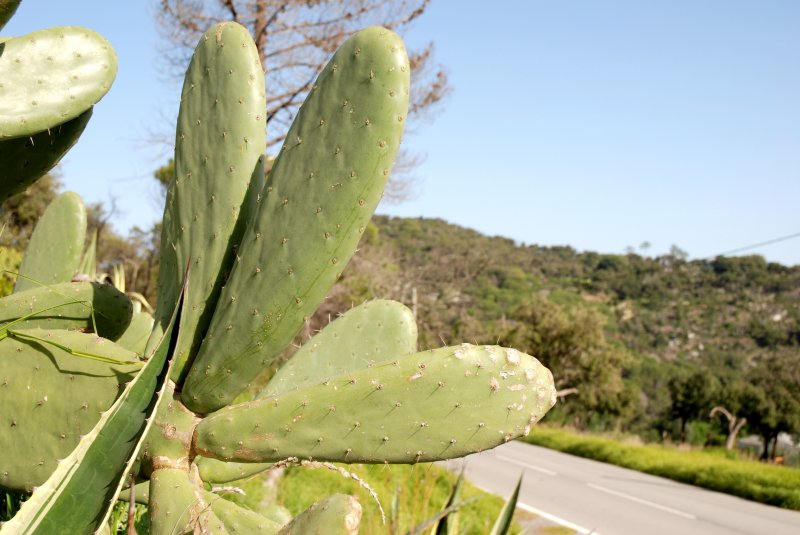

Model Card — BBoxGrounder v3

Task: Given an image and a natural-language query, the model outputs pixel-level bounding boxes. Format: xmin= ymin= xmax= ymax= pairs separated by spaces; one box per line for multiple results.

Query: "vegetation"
xmin=523 ymin=427 xmax=800 ymax=510
xmin=324 ymin=216 xmax=800 ymax=458
xmin=0 ymin=8 xmax=553 ymax=532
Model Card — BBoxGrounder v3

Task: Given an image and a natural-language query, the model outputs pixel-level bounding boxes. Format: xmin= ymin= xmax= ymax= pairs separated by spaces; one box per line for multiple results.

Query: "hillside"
xmin=317 ymin=216 xmax=800 ymax=451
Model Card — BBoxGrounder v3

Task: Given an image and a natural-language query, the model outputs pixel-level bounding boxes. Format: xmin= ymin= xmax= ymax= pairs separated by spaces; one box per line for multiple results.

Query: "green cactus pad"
xmin=194 ymin=456 xmax=272 ymax=485
xmin=193 ymin=344 xmax=556 ymax=464
xmin=0 ymin=0 xmax=21 ymax=32
xmin=14 ymin=191 xmax=86 ymax=293
xmin=0 ymin=26 xmax=117 ymax=139
xmin=114 ymin=311 xmax=154 ymax=356
xmin=149 ymin=468 xmax=228 ymax=535
xmin=277 ymin=494 xmax=361 ymax=535
xmin=0 ymin=108 xmax=92 ymax=203
xmin=202 ymin=490 xmax=283 ymax=534
xmin=183 ymin=27 xmax=410 ymax=413
xmin=150 ymin=21 xmax=266 ymax=384
xmin=2 ymin=297 xmax=179 ymax=532
xmin=119 ymin=480 xmax=150 ymax=505
xmin=0 ymin=280 xmax=132 ymax=340
xmin=0 ymin=328 xmax=139 ymax=490
xmin=261 ymin=299 xmax=417 ymax=397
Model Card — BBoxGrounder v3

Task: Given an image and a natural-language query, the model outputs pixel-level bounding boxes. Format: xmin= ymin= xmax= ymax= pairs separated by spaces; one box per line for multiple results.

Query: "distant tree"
xmin=0 ymin=173 xmax=62 ymax=249
xmin=154 ymin=0 xmax=450 ymax=202
xmin=504 ymin=295 xmax=634 ymax=427
xmin=667 ymin=368 xmax=719 ymax=443
xmin=668 ymin=244 xmax=688 ymax=261
xmin=746 ymin=352 xmax=800 ymax=461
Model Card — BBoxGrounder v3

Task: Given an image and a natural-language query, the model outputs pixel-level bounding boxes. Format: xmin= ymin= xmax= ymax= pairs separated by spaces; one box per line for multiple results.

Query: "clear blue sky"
xmin=6 ymin=1 xmax=800 ymax=265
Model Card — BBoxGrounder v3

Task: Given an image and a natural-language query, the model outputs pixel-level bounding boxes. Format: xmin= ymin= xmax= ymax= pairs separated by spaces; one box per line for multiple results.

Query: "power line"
xmin=711 ymin=231 xmax=800 ymax=258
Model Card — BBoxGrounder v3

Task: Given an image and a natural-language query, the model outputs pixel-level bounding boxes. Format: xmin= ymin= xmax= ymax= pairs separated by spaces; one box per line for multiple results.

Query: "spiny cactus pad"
xmin=277 ymin=494 xmax=361 ymax=535
xmin=14 ymin=191 xmax=86 ymax=293
xmin=183 ymin=26 xmax=411 ymax=413
xmin=194 ymin=456 xmax=272 ymax=485
xmin=0 ymin=281 xmax=133 ymax=340
xmin=0 ymin=108 xmax=92 ymax=203
xmin=261 ymin=299 xmax=417 ymax=397
xmin=194 ymin=344 xmax=556 ymax=464
xmin=0 ymin=26 xmax=117 ymax=139
xmin=0 ymin=328 xmax=139 ymax=490
xmin=151 ymin=21 xmax=267 ymax=383
xmin=114 ymin=311 xmax=154 ymax=356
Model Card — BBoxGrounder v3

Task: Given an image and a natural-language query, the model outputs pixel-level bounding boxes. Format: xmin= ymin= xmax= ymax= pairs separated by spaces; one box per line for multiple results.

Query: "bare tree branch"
xmin=154 ymin=0 xmax=450 ymax=202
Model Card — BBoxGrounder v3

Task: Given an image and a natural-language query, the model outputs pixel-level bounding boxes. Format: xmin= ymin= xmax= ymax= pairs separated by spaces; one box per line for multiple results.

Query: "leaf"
xmin=434 ymin=466 xmax=465 ymax=535
xmin=489 ymin=475 xmax=522 ymax=535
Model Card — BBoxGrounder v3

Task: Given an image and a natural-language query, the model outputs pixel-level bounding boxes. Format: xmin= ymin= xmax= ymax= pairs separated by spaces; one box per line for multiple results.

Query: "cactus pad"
xmin=14 ymin=191 xmax=86 ymax=293
xmin=261 ymin=299 xmax=417 ymax=397
xmin=0 ymin=280 xmax=133 ymax=340
xmin=194 ymin=344 xmax=556 ymax=464
xmin=0 ymin=26 xmax=117 ymax=139
xmin=0 ymin=108 xmax=92 ymax=203
xmin=183 ymin=27 xmax=411 ymax=413
xmin=114 ymin=311 xmax=154 ymax=356
xmin=194 ymin=456 xmax=272 ymax=485
xmin=150 ymin=21 xmax=266 ymax=383
xmin=0 ymin=328 xmax=139 ymax=490
xmin=277 ymin=494 xmax=361 ymax=535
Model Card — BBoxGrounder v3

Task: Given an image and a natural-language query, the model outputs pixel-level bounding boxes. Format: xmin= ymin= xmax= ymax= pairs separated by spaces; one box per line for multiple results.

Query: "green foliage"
xmin=0 ymin=245 xmax=21 ymax=296
xmin=340 ymin=216 xmax=800 ymax=440
xmin=524 ymin=426 xmax=800 ymax=510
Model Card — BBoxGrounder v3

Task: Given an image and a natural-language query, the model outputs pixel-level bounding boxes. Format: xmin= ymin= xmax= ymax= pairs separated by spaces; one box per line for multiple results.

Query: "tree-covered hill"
xmin=322 ymin=216 xmax=799 ymax=456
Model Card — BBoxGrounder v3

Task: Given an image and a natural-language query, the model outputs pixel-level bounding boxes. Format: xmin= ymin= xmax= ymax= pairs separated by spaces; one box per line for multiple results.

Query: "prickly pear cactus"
xmin=0 ymin=190 xmax=138 ymax=496
xmin=149 ymin=21 xmax=267 ymax=384
xmin=14 ymin=191 xmax=87 ymax=293
xmin=0 ymin=109 xmax=92 ymax=202
xmin=0 ymin=328 xmax=140 ymax=490
xmin=0 ymin=26 xmax=116 ymax=139
xmin=182 ymin=24 xmax=412 ymax=413
xmin=2 ymin=23 xmax=557 ymax=535
xmin=0 ymin=6 xmax=117 ymax=201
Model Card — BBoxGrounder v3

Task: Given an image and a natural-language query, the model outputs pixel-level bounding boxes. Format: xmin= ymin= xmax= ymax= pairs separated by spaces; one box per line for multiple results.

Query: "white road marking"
xmin=494 ymin=453 xmax=559 ymax=476
xmin=516 ymin=501 xmax=603 ymax=535
xmin=587 ymin=483 xmax=697 ymax=520
xmin=467 ymin=477 xmax=602 ymax=535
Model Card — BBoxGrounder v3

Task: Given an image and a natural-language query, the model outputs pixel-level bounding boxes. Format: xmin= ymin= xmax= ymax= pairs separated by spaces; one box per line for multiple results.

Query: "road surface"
xmin=440 ymin=441 xmax=800 ymax=535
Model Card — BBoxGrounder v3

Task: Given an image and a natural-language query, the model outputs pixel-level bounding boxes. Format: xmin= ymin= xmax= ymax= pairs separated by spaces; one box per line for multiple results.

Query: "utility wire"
xmin=711 ymin=231 xmax=800 ymax=258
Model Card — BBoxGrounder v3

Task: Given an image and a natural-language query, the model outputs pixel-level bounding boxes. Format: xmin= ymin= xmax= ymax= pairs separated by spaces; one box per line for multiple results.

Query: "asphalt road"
xmin=440 ymin=441 xmax=800 ymax=535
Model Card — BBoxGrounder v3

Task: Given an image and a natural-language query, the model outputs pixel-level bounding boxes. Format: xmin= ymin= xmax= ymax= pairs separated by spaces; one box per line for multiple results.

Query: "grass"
xmin=276 ymin=462 xmax=523 ymax=534
xmin=522 ymin=426 xmax=800 ymax=511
